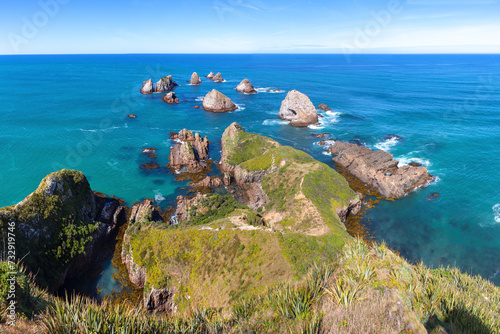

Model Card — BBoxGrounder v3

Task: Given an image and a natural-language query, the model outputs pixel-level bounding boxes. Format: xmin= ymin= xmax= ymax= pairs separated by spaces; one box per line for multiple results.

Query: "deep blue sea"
xmin=1 ymin=54 xmax=499 ymax=296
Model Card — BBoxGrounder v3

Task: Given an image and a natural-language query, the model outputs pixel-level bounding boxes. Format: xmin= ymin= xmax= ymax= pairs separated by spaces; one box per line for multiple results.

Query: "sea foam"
xmin=493 ymin=204 xmax=500 ymax=224
xmin=262 ymin=119 xmax=289 ymax=126
xmin=374 ymin=137 xmax=400 ymax=151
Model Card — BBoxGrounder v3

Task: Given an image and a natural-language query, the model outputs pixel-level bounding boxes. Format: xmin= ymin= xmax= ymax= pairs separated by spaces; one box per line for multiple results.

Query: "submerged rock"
xmin=162 ymin=91 xmax=180 ymax=104
xmin=278 ymin=90 xmax=319 ymax=127
xmin=329 ymin=142 xmax=435 ymax=199
xmin=235 ymin=79 xmax=257 ymax=94
xmin=154 ymin=75 xmax=178 ymax=92
xmin=212 ymin=72 xmax=224 ymax=82
xmin=127 ymin=114 xmax=137 ymax=118
xmin=190 ymin=72 xmax=202 ymax=85
xmin=140 ymin=79 xmax=154 ymax=94
xmin=202 ymin=89 xmax=237 ymax=113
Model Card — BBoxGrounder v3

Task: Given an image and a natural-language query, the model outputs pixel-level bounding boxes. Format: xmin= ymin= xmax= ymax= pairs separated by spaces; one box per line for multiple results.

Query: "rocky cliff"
xmin=0 ymin=170 xmax=126 ymax=290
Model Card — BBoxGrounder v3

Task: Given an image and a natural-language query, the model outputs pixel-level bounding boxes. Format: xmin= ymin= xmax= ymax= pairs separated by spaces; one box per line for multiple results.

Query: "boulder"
xmin=329 ymin=142 xmax=435 ymax=199
xmin=202 ymin=89 xmax=237 ymax=113
xmin=162 ymin=91 xmax=180 ymax=104
xmin=140 ymin=79 xmax=154 ymax=94
xmin=278 ymin=90 xmax=318 ymax=127
xmin=206 ymin=71 xmax=215 ymax=79
xmin=317 ymin=103 xmax=332 ymax=111
xmin=190 ymin=72 xmax=202 ymax=85
xmin=212 ymin=72 xmax=224 ymax=82
xmin=154 ymin=75 xmax=178 ymax=92
xmin=235 ymin=79 xmax=257 ymax=94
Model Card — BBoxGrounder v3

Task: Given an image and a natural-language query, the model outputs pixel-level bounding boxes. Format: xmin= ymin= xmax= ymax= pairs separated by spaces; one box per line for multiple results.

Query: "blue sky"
xmin=1 ymin=0 xmax=499 ymax=54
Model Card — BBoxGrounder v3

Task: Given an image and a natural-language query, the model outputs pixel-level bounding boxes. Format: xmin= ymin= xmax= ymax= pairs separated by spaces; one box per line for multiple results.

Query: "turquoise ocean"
xmin=1 ymin=54 xmax=499 ymax=296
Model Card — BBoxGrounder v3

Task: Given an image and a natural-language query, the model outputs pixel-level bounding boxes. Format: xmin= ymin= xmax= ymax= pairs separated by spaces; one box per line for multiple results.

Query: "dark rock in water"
xmin=194 ymin=105 xmax=201 ymax=109
xmin=267 ymin=88 xmax=281 ymax=92
xmin=162 ymin=91 xmax=180 ymax=104
xmin=408 ymin=161 xmax=423 ymax=167
xmin=384 ymin=134 xmax=402 ymax=141
xmin=202 ymin=89 xmax=237 ymax=113
xmin=235 ymin=79 xmax=257 ymax=94
xmin=142 ymin=147 xmax=157 ymax=158
xmin=317 ymin=103 xmax=332 ymax=111
xmin=278 ymin=90 xmax=318 ymax=127
xmin=127 ymin=114 xmax=137 ymax=118
xmin=140 ymin=79 xmax=154 ymax=94
xmin=206 ymin=71 xmax=215 ymax=79
xmin=145 ymin=288 xmax=175 ymax=314
xmin=311 ymin=133 xmax=331 ymax=139
xmin=428 ymin=193 xmax=439 ymax=200
xmin=154 ymin=75 xmax=178 ymax=92
xmin=140 ymin=161 xmax=160 ymax=170
xmin=318 ymin=114 xmax=324 ymax=118
xmin=329 ymin=142 xmax=435 ymax=199
xmin=190 ymin=72 xmax=201 ymax=85
xmin=212 ymin=72 xmax=224 ymax=82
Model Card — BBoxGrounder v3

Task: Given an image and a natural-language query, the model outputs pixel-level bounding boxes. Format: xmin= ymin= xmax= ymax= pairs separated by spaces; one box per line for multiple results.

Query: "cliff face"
xmin=0 ymin=170 xmax=126 ymax=291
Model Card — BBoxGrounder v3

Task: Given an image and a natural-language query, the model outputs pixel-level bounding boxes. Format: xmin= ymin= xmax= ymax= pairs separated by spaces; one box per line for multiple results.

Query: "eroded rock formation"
xmin=329 ymin=142 xmax=435 ymax=199
xmin=154 ymin=75 xmax=178 ymax=92
xmin=212 ymin=72 xmax=224 ymax=82
xmin=169 ymin=129 xmax=209 ymax=172
xmin=140 ymin=79 xmax=154 ymax=94
xmin=190 ymin=72 xmax=202 ymax=85
xmin=162 ymin=91 xmax=180 ymax=104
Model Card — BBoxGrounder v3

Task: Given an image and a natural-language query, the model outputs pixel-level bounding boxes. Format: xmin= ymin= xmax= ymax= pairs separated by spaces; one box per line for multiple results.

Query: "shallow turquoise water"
xmin=1 ymin=54 xmax=499 ymax=295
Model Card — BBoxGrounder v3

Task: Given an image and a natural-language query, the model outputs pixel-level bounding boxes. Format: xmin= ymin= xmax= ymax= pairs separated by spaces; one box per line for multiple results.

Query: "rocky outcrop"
xmin=235 ymin=79 xmax=257 ymax=94
xmin=169 ymin=129 xmax=209 ymax=172
xmin=175 ymin=193 xmax=207 ymax=223
xmin=162 ymin=91 xmax=180 ymax=104
xmin=140 ymin=79 xmax=154 ymax=94
xmin=191 ymin=176 xmax=224 ymax=189
xmin=212 ymin=72 xmax=224 ymax=82
xmin=278 ymin=90 xmax=319 ymax=127
xmin=202 ymin=89 xmax=237 ymax=113
xmin=154 ymin=75 xmax=178 ymax=92
xmin=128 ymin=200 xmax=163 ymax=225
xmin=144 ymin=288 xmax=175 ymax=313
xmin=336 ymin=196 xmax=362 ymax=223
xmin=329 ymin=142 xmax=434 ymax=199
xmin=121 ymin=246 xmax=147 ymax=287
xmin=206 ymin=71 xmax=215 ymax=79
xmin=190 ymin=72 xmax=202 ymax=85
xmin=317 ymin=103 xmax=332 ymax=111
xmin=0 ymin=170 xmax=127 ymax=291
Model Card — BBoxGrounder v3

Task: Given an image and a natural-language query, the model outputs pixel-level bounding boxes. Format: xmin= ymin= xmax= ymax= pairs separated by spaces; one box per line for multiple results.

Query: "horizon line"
xmin=2 ymin=52 xmax=500 ymax=56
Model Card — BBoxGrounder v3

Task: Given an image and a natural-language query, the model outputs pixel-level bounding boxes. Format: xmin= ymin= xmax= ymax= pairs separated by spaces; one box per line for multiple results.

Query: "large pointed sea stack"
xmin=154 ymin=75 xmax=178 ymax=92
xmin=140 ymin=79 xmax=154 ymax=94
xmin=190 ymin=72 xmax=202 ymax=85
xmin=206 ymin=72 xmax=215 ymax=79
xmin=202 ymin=89 xmax=237 ymax=113
xmin=235 ymin=79 xmax=257 ymax=94
xmin=278 ymin=90 xmax=318 ymax=127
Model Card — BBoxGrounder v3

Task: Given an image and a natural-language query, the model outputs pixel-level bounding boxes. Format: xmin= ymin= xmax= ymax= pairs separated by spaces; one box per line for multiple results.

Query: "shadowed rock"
xmin=162 ymin=91 xmax=180 ymax=104
xmin=190 ymin=72 xmax=202 ymax=85
xmin=154 ymin=75 xmax=178 ymax=92
xmin=278 ymin=90 xmax=318 ymax=127
xmin=329 ymin=142 xmax=435 ymax=199
xmin=140 ymin=79 xmax=154 ymax=94
xmin=235 ymin=79 xmax=257 ymax=94
xmin=202 ymin=89 xmax=237 ymax=113
xmin=169 ymin=129 xmax=209 ymax=172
